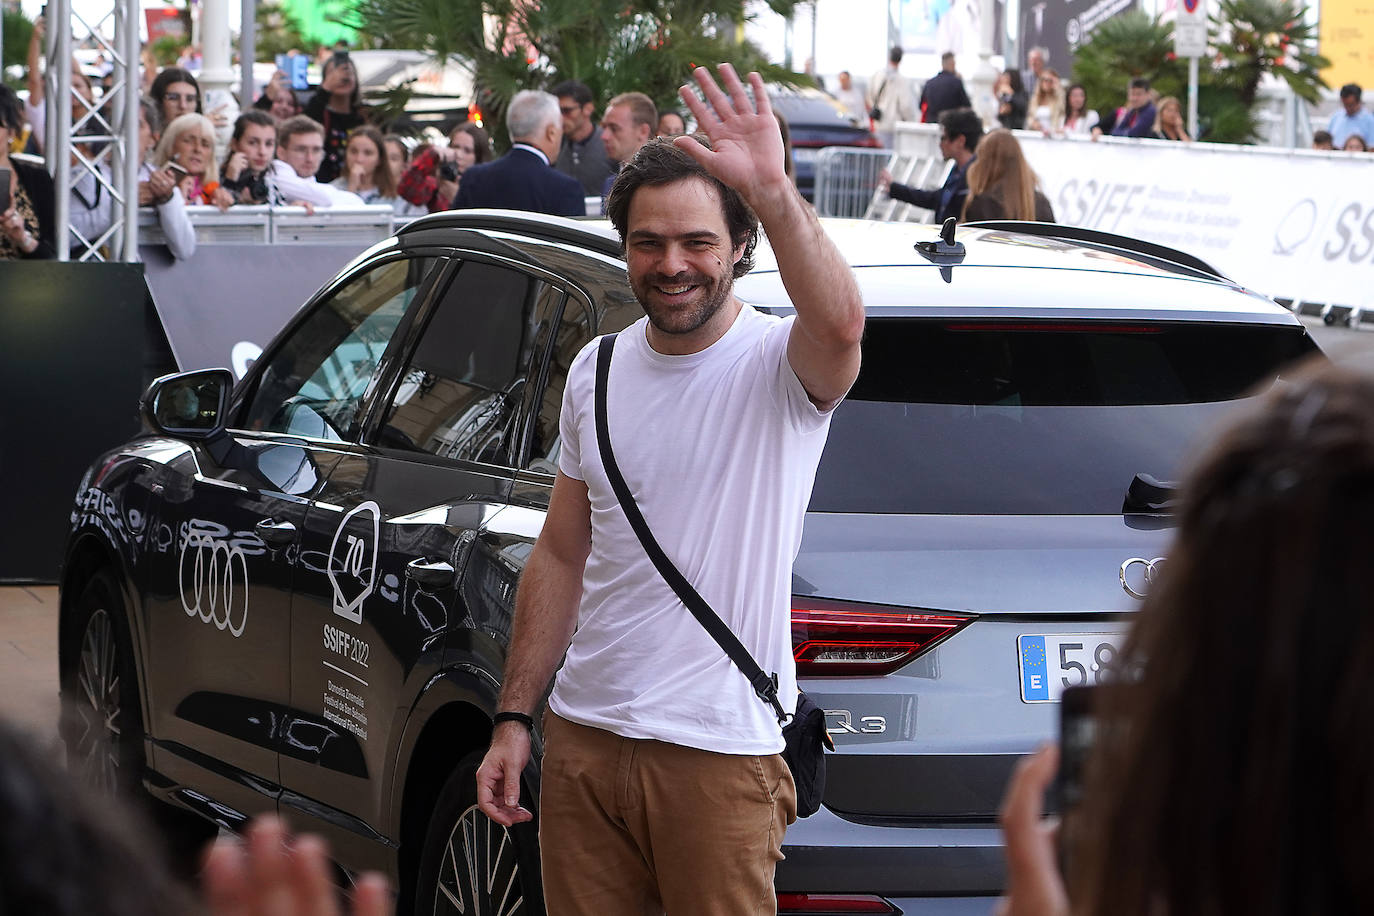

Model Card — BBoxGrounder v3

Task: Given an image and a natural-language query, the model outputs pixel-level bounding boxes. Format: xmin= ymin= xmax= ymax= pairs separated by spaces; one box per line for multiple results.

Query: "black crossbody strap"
xmin=594 ymin=334 xmax=788 ymax=724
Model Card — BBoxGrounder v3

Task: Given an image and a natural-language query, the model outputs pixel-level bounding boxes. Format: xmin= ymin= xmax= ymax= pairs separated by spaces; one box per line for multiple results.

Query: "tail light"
xmin=776 ymin=893 xmax=898 ymax=913
xmin=792 ymin=598 xmax=970 ymax=676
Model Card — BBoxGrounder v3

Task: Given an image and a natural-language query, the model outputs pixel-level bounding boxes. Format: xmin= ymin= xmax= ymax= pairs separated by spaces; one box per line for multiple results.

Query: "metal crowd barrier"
xmin=138 ymin=204 xmax=398 ymax=247
xmin=813 ymin=147 xmax=949 ymax=222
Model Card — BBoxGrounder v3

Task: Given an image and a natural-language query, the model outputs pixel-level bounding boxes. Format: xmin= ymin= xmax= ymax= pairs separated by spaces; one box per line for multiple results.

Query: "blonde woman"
xmin=960 ymin=129 xmax=1054 ymax=222
xmin=1029 ymin=68 xmax=1063 ymax=134
xmin=154 ymin=113 xmax=233 ymax=209
xmin=1154 ymin=96 xmax=1189 ymax=141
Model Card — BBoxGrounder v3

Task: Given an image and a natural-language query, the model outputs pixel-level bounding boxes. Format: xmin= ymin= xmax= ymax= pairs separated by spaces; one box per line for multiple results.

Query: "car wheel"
xmin=414 ymin=751 xmax=543 ymax=916
xmin=62 ymin=570 xmax=144 ymax=794
xmin=61 ymin=569 xmax=218 ymax=875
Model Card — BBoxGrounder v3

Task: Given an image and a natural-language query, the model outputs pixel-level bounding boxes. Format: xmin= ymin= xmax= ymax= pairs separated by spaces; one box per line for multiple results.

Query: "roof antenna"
xmin=915 ymin=217 xmax=966 ymax=265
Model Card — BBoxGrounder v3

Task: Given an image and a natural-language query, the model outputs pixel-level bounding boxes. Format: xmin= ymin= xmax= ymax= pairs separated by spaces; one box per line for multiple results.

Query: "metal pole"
xmin=54 ymin=0 xmax=72 ymax=262
xmin=241 ymin=0 xmax=257 ymax=107
xmin=1187 ymin=55 xmax=1199 ymax=140
xmin=120 ymin=0 xmax=140 ymax=259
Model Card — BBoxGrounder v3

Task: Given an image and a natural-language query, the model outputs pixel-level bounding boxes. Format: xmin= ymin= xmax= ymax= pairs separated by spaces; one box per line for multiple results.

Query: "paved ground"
xmin=0 ymin=585 xmax=61 ymax=746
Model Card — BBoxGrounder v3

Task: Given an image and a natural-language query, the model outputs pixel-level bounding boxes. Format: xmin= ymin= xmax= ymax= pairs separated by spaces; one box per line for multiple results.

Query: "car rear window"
xmin=810 ymin=319 xmax=1320 ymax=515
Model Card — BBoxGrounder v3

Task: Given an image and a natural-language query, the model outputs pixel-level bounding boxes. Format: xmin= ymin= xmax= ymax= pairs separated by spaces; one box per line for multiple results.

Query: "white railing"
xmin=138 ymin=204 xmax=398 ymax=246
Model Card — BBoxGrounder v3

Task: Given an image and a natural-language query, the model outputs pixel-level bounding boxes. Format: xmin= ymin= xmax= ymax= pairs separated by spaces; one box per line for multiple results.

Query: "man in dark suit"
xmin=920 ymin=52 xmax=971 ymax=124
xmin=880 ymin=107 xmax=982 ymax=224
xmin=453 ymin=90 xmax=586 ymax=217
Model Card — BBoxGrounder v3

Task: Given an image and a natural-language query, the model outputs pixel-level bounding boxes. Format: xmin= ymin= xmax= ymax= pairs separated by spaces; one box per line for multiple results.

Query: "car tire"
xmin=62 ymin=569 xmax=146 ymax=795
xmin=60 ymin=568 xmax=217 ymax=875
xmin=413 ymin=750 xmax=544 ymax=916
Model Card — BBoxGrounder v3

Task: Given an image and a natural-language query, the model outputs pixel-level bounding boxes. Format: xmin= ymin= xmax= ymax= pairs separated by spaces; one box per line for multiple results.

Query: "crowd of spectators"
xmin=2 ymin=25 xmax=746 ymax=261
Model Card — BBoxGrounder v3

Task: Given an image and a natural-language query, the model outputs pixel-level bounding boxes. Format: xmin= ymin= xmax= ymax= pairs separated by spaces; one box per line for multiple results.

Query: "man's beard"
xmin=631 ymin=265 xmax=735 ymax=338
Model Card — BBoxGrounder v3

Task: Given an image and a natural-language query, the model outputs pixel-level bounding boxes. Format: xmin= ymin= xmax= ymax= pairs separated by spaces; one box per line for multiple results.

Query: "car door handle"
xmin=406 ymin=557 xmax=455 ymax=591
xmin=254 ymin=518 xmax=297 ymax=547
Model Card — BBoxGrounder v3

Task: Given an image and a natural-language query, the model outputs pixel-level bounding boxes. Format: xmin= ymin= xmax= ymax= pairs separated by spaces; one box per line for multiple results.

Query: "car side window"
xmin=240 ymin=257 xmax=439 ymax=441
xmin=377 ymin=260 xmax=555 ymax=467
xmin=524 ymin=294 xmax=594 ymax=475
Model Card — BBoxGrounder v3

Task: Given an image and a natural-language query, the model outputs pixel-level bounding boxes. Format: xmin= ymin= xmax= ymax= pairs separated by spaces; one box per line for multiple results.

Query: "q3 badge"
xmin=328 ymin=501 xmax=380 ymax=624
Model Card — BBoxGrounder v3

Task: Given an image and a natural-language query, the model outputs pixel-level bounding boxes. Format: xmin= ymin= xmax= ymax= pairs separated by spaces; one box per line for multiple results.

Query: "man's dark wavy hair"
xmin=604 ymin=136 xmax=759 ymax=280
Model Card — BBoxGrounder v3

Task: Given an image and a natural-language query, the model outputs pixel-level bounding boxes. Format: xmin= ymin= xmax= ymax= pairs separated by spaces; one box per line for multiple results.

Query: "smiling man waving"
xmin=476 ymin=63 xmax=864 ymax=915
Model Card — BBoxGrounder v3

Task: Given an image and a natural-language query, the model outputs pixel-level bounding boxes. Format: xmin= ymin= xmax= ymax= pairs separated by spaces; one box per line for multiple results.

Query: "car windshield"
xmin=810 ymin=319 xmax=1320 ymax=515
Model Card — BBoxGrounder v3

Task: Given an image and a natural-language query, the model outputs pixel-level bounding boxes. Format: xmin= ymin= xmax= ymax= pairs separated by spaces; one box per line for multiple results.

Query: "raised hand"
xmin=994 ymin=745 xmax=1069 ymax=916
xmin=675 ymin=64 xmax=788 ymax=205
xmin=202 ymin=816 xmax=392 ymax=916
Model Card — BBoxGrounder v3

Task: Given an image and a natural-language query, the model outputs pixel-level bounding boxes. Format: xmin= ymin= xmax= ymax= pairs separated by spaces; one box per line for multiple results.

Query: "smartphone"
xmin=166 ymin=161 xmax=189 ymax=177
xmin=0 ymin=168 xmax=11 ymax=214
xmin=1055 ymin=684 xmax=1100 ymax=884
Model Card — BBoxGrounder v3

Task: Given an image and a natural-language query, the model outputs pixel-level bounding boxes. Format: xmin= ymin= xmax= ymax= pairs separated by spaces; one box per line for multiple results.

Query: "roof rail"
xmin=397 ymin=209 xmax=623 ymax=259
xmin=962 ymin=220 xmax=1231 ymax=283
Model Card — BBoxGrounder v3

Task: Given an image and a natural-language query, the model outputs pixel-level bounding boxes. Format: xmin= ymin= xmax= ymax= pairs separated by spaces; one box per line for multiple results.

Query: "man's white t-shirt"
xmin=548 ymin=304 xmax=836 ymax=755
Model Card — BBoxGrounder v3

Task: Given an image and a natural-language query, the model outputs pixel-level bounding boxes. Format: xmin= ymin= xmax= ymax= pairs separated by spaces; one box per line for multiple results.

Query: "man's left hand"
xmin=675 ymin=64 xmax=788 ymax=205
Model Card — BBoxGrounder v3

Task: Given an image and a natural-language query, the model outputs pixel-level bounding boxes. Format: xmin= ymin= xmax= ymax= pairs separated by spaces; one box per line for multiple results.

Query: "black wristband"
xmin=493 ymin=711 xmax=534 ymax=732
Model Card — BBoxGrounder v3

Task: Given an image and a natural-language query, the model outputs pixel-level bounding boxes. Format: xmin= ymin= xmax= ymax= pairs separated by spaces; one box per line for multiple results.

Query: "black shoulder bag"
xmin=593 ymin=333 xmax=832 ymax=817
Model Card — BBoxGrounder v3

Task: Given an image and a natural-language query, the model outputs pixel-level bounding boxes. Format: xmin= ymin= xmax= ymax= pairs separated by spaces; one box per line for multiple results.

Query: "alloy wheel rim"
xmin=74 ymin=607 xmax=122 ymax=792
xmin=433 ymin=805 xmax=524 ymax=915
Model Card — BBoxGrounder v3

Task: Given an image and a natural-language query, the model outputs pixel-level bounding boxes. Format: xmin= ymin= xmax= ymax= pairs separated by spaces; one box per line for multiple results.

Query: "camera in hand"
xmin=438 ymin=162 xmax=459 ymax=181
xmin=222 ymin=168 xmax=271 ymax=204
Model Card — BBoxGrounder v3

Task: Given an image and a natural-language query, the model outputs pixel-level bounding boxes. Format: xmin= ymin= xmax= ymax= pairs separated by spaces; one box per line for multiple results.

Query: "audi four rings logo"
xmin=179 ymin=531 xmax=250 ymax=637
xmin=1119 ymin=557 xmax=1166 ymax=600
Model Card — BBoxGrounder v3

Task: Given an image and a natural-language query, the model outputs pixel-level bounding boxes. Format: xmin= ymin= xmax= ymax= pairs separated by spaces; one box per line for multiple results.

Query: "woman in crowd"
xmin=331 ymin=126 xmax=426 ymax=215
xmin=1153 ymin=96 xmax=1188 ymax=141
xmin=995 ymin=70 xmax=1028 ymax=131
xmin=303 ymin=52 xmax=368 ymax=184
xmin=221 ymin=110 xmax=280 ymax=205
xmin=136 ymin=97 xmax=196 ymax=259
xmin=383 ymin=135 xmax=410 ymax=180
xmin=254 ymin=69 xmax=301 ymax=122
xmin=155 ymin=112 xmax=233 ymax=209
xmin=398 ymin=121 xmax=492 ymax=212
xmin=1060 ymin=84 xmax=1099 ymax=136
xmin=0 ymin=85 xmax=55 ymax=259
xmin=999 ymin=360 xmax=1374 ymax=916
xmin=150 ymin=67 xmax=204 ymax=128
xmin=961 ymin=129 xmax=1054 ymax=222
xmin=1028 ymin=69 xmax=1063 ymax=134
xmin=1343 ymin=133 xmax=1368 ymax=152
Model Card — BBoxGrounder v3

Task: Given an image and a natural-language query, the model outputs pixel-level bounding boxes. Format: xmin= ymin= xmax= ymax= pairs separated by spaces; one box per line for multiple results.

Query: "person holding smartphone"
xmin=303 ymin=51 xmax=368 ymax=184
xmin=136 ymin=97 xmax=196 ymax=260
xmin=0 ymin=85 xmax=55 ymax=259
xmin=998 ymin=360 xmax=1374 ymax=916
xmin=154 ymin=113 xmax=234 ymax=211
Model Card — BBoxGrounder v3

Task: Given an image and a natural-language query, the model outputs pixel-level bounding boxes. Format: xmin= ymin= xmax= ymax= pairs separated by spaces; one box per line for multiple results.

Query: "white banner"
xmin=895 ymin=125 xmax=1374 ymax=309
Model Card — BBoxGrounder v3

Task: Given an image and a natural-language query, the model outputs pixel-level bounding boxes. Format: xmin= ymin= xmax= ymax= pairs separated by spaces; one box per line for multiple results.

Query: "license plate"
xmin=1018 ymin=634 xmax=1122 ymax=703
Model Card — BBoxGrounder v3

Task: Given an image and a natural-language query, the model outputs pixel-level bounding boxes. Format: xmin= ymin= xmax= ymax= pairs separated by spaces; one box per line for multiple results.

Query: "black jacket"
xmin=8 ymin=157 xmax=57 ymax=259
xmin=920 ymin=71 xmax=971 ymax=124
xmin=964 ymin=186 xmax=1055 ymax=223
xmin=453 ymin=147 xmax=585 ymax=218
xmin=887 ymin=156 xmax=973 ymax=225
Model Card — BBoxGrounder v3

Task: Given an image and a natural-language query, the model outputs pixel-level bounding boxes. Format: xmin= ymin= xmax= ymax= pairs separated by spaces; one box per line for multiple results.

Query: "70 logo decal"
xmin=327 ymin=501 xmax=380 ymax=624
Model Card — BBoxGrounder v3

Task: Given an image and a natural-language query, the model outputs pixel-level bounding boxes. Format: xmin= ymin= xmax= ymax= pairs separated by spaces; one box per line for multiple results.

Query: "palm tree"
xmin=1210 ymin=0 xmax=1328 ymax=107
xmin=348 ymin=0 xmax=804 ymax=147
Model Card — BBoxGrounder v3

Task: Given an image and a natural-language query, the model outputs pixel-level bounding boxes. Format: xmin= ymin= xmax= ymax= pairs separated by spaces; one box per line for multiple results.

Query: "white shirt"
xmin=549 ymin=306 xmax=835 ymax=755
xmin=139 ymin=161 xmax=197 ymax=260
xmin=269 ymin=160 xmax=365 ymax=208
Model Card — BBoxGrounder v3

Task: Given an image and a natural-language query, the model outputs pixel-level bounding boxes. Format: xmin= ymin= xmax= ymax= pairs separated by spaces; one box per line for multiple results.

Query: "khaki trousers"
xmin=539 ymin=713 xmax=797 ymax=916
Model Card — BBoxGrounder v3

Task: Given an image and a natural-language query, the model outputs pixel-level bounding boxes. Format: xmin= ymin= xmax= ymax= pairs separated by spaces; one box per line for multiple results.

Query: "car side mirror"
xmin=142 ymin=368 xmax=235 ymax=439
